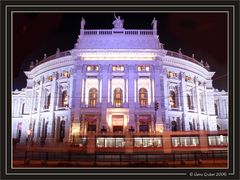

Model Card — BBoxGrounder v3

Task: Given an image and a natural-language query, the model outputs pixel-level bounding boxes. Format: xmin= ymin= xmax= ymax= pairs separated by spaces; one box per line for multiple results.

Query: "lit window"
xmin=139 ymin=88 xmax=148 ymax=106
xmin=172 ymin=136 xmax=200 ymax=147
xmin=137 ymin=65 xmax=150 ymax=72
xmin=208 ymin=135 xmax=228 ymax=146
xmin=145 ymin=66 xmax=150 ymax=71
xmin=47 ymin=76 xmax=53 ymax=81
xmin=167 ymin=71 xmax=177 ymax=78
xmin=112 ymin=65 xmax=124 ymax=72
xmin=88 ymin=88 xmax=97 ymax=107
xmin=169 ymin=90 xmax=176 ymax=108
xmin=61 ymin=90 xmax=68 ymax=107
xmin=96 ymin=138 xmax=125 ymax=148
xmin=63 ymin=71 xmax=70 ymax=78
xmin=44 ymin=93 xmax=51 ymax=109
xmin=87 ymin=66 xmax=91 ymax=71
xmin=114 ymin=88 xmax=123 ymax=107
xmin=87 ymin=65 xmax=99 ymax=72
xmin=187 ymin=93 xmax=194 ymax=110
xmin=185 ymin=76 xmax=191 ymax=81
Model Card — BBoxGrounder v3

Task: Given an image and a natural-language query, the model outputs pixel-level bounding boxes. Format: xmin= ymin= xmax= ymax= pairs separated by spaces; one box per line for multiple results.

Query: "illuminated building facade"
xmin=12 ymin=17 xmax=228 ymax=151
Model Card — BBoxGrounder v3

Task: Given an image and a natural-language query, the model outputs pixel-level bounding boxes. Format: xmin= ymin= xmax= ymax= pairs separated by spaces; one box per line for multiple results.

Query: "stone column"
xmin=64 ymin=116 xmax=70 ymax=144
xmin=110 ymin=78 xmax=112 ymax=106
xmin=180 ymin=72 xmax=188 ymax=131
xmin=75 ymin=68 xmax=82 ymax=109
xmin=100 ymin=65 xmax=109 ymax=129
xmin=150 ymin=78 xmax=153 ymax=105
xmin=83 ymin=78 xmax=86 ymax=106
xmin=98 ymin=77 xmax=101 ymax=107
xmin=163 ymin=69 xmax=169 ymax=131
xmin=136 ymin=78 xmax=139 ymax=108
xmin=124 ymin=77 xmax=127 ymax=104
xmin=194 ymin=77 xmax=201 ymax=130
xmin=49 ymin=73 xmax=57 ymax=143
xmin=68 ymin=68 xmax=74 ymax=109
xmin=154 ymin=63 xmax=163 ymax=131
xmin=203 ymin=83 xmax=210 ymax=130
xmin=33 ymin=76 xmax=44 ymax=143
xmin=128 ymin=65 xmax=136 ymax=128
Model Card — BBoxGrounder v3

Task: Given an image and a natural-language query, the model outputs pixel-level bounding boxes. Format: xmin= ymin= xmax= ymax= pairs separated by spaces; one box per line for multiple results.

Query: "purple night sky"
xmin=13 ymin=13 xmax=227 ymax=91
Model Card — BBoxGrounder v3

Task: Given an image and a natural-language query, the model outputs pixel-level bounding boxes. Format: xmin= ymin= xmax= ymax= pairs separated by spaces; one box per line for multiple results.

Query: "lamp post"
xmin=154 ymin=101 xmax=159 ymax=132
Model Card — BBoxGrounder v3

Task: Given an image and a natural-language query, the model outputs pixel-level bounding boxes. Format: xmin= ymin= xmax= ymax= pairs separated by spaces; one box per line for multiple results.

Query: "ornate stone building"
xmin=12 ymin=17 xmax=228 ymax=147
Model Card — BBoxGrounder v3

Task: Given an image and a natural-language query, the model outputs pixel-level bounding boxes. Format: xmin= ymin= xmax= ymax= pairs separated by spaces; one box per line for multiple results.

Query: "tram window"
xmin=134 ymin=137 xmax=162 ymax=147
xmin=96 ymin=137 xmax=125 ymax=147
xmin=208 ymin=135 xmax=228 ymax=146
xmin=105 ymin=138 xmax=115 ymax=147
xmin=143 ymin=138 xmax=153 ymax=147
xmin=96 ymin=138 xmax=104 ymax=147
xmin=134 ymin=138 xmax=142 ymax=147
xmin=153 ymin=138 xmax=162 ymax=147
xmin=116 ymin=138 xmax=124 ymax=147
xmin=172 ymin=136 xmax=200 ymax=147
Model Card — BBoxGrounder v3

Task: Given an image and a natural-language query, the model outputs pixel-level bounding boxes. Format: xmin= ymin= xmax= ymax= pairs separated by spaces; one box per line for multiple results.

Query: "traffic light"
xmin=155 ymin=101 xmax=159 ymax=111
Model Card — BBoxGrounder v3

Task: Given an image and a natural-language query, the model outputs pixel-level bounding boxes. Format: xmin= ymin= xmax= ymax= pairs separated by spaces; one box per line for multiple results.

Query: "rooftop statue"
xmin=81 ymin=17 xmax=85 ymax=30
xmin=152 ymin=17 xmax=157 ymax=30
xmin=113 ymin=14 xmax=124 ymax=29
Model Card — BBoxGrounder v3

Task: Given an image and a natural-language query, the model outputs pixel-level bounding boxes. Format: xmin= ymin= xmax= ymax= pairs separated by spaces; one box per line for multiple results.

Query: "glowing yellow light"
xmin=80 ymin=52 xmax=156 ymax=60
xmin=27 ymin=129 xmax=31 ymax=136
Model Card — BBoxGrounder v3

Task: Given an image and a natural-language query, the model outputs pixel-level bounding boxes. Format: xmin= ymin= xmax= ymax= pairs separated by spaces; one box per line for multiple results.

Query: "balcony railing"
xmin=82 ymin=29 xmax=155 ymax=36
xmin=166 ymin=50 xmax=207 ymax=69
xmin=29 ymin=50 xmax=71 ymax=70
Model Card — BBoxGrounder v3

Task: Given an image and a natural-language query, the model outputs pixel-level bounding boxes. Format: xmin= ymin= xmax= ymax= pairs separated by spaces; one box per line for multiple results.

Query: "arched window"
xmin=169 ymin=91 xmax=176 ymax=108
xmin=114 ymin=88 xmax=123 ymax=107
xmin=171 ymin=121 xmax=177 ymax=131
xmin=34 ymin=92 xmax=39 ymax=110
xmin=17 ymin=122 xmax=22 ymax=140
xmin=199 ymin=93 xmax=205 ymax=111
xmin=88 ymin=88 xmax=97 ymax=107
xmin=61 ymin=90 xmax=68 ymax=107
xmin=21 ymin=103 xmax=25 ymax=114
xmin=44 ymin=122 xmax=48 ymax=139
xmin=139 ymin=88 xmax=148 ymax=106
xmin=189 ymin=122 xmax=193 ymax=131
xmin=215 ymin=103 xmax=218 ymax=116
xmin=45 ymin=93 xmax=51 ymax=109
xmin=59 ymin=120 xmax=65 ymax=142
xmin=187 ymin=94 xmax=193 ymax=110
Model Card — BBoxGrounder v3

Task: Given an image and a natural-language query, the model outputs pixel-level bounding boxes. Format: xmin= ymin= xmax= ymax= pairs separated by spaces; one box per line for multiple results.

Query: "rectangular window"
xmin=87 ymin=65 xmax=99 ymax=72
xmin=171 ymin=136 xmax=200 ymax=147
xmin=134 ymin=137 xmax=162 ymax=147
xmin=137 ymin=65 xmax=150 ymax=72
xmin=112 ymin=65 xmax=124 ymax=72
xmin=96 ymin=137 xmax=125 ymax=148
xmin=208 ymin=135 xmax=228 ymax=146
xmin=96 ymin=138 xmax=105 ymax=147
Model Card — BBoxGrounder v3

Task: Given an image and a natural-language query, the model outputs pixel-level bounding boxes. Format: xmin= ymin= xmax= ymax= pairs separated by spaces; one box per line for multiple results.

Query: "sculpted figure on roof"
xmin=113 ymin=14 xmax=124 ymax=29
